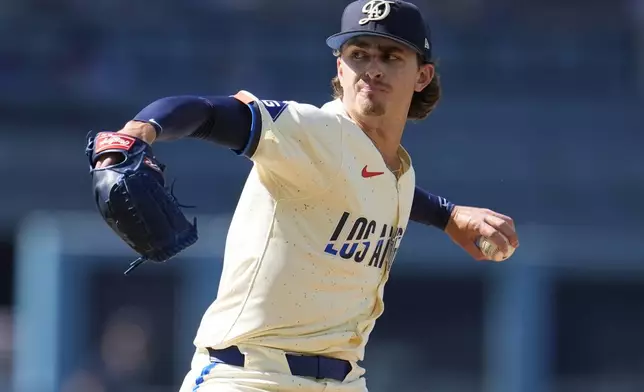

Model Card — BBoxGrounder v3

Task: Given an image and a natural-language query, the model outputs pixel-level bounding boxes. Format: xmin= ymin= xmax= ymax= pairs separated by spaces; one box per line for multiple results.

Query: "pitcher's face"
xmin=337 ymin=36 xmax=433 ymax=118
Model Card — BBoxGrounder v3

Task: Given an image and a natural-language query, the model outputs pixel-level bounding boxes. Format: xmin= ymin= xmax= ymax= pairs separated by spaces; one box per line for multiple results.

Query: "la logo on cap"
xmin=359 ymin=0 xmax=395 ymax=25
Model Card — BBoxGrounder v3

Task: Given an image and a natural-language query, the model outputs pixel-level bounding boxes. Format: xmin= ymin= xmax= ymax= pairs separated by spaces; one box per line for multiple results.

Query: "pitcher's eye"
xmin=351 ymin=50 xmax=368 ymax=60
xmin=382 ymin=53 xmax=402 ymax=62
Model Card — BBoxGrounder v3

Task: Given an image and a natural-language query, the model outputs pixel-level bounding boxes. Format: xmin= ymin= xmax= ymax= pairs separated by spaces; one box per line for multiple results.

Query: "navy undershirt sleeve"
xmin=410 ymin=187 xmax=455 ymax=230
xmin=132 ymin=95 xmax=260 ymax=156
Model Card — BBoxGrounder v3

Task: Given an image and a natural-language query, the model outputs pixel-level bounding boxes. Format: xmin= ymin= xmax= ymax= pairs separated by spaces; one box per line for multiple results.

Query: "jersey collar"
xmin=321 ymin=99 xmax=413 ymax=176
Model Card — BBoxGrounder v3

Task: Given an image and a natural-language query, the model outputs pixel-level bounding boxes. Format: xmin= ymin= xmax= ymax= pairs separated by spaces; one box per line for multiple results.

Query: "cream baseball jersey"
xmin=192 ymin=90 xmax=416 ymax=364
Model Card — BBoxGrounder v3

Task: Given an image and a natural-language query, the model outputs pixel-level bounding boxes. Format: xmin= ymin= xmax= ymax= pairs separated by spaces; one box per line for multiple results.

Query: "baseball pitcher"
xmin=85 ymin=1 xmax=519 ymax=391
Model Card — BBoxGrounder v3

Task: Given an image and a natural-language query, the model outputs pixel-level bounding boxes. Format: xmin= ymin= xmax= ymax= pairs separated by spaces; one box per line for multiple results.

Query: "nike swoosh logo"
xmin=362 ymin=165 xmax=384 ymax=178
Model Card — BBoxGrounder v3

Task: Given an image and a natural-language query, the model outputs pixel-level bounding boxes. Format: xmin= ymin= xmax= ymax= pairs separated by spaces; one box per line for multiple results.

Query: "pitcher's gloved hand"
xmin=85 ymin=131 xmax=198 ymax=274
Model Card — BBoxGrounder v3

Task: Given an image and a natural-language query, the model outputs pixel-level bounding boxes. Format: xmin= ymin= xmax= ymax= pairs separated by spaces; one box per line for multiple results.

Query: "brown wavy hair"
xmin=331 ymin=51 xmax=441 ymax=121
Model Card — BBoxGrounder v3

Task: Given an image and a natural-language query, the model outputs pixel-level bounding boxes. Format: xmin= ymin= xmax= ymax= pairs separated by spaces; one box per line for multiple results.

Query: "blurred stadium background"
xmin=1 ymin=0 xmax=643 ymax=391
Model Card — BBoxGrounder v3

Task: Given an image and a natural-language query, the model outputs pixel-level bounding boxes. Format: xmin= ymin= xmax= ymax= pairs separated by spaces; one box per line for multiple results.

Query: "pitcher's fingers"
xmin=484 ymin=215 xmax=518 ymax=247
xmin=463 ymin=241 xmax=486 ymax=261
xmin=487 ymin=210 xmax=515 ymax=229
xmin=95 ymin=156 xmax=115 ymax=169
xmin=478 ymin=221 xmax=509 ymax=254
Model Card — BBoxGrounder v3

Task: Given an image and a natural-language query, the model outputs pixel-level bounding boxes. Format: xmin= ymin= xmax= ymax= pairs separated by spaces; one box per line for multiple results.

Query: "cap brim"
xmin=326 ymin=30 xmax=422 ymax=56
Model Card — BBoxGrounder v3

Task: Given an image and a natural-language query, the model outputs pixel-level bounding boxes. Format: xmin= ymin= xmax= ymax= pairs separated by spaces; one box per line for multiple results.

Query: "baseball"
xmin=477 ymin=235 xmax=515 ymax=262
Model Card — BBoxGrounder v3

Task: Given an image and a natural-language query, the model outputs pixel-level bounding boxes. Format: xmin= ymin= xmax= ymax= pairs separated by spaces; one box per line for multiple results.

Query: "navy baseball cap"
xmin=326 ymin=0 xmax=432 ymax=62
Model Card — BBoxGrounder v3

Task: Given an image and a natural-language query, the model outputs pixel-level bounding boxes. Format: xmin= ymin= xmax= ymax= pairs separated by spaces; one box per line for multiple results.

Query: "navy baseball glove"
xmin=85 ymin=131 xmax=198 ymax=274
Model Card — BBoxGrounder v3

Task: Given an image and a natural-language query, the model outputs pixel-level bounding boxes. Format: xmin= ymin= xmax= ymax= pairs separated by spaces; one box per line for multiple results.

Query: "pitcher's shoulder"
xmin=234 ymin=90 xmax=340 ymax=128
